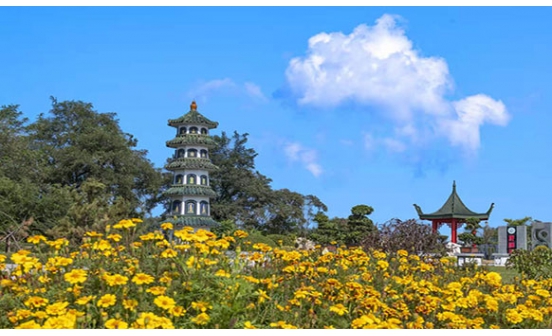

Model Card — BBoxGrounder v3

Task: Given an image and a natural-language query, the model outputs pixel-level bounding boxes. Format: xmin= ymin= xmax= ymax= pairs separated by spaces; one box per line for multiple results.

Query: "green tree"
xmin=308 ymin=212 xmax=345 ymax=246
xmin=345 ymin=205 xmax=377 ymax=246
xmin=504 ymin=216 xmax=533 ymax=227
xmin=209 ymin=131 xmax=274 ymax=227
xmin=28 ymin=98 xmax=164 ymax=216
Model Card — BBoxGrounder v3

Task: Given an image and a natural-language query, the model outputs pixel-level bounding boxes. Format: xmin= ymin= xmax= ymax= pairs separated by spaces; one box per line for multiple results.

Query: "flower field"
xmin=1 ymin=219 xmax=552 ymax=329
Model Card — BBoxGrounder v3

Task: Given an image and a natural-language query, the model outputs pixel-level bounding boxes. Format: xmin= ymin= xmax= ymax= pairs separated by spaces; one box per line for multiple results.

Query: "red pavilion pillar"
xmin=451 ymin=219 xmax=458 ymax=244
xmin=431 ymin=220 xmax=438 ymax=234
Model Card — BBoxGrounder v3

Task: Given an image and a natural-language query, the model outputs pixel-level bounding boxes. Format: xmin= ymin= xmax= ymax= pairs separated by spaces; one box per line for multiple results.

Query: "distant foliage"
xmin=266 ymin=234 xmax=295 ymax=247
xmin=243 ymin=233 xmax=277 ymax=250
xmin=506 ymin=246 xmax=552 ymax=280
xmin=361 ymin=218 xmax=447 ymax=256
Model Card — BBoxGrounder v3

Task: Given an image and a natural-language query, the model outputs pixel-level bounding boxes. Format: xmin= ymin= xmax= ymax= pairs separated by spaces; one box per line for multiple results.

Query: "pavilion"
xmin=413 ymin=181 xmax=494 ymax=243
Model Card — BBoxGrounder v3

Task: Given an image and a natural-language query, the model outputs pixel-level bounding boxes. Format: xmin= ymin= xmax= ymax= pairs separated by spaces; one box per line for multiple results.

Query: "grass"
xmin=485 ymin=266 xmax=520 ymax=284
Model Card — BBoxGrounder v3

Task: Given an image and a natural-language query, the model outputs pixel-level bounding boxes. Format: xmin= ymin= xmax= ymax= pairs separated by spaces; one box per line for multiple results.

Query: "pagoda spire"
xmin=162 ymin=101 xmax=219 ymax=230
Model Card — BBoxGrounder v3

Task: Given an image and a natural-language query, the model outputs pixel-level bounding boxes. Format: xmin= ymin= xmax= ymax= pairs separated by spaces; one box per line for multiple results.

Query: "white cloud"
xmin=283 ymin=142 xmax=323 ymax=177
xmin=188 ymin=78 xmax=236 ymax=101
xmin=284 ymin=14 xmax=510 ymax=155
xmin=244 ymin=82 xmax=267 ymax=101
xmin=188 ymin=78 xmax=267 ymax=102
xmin=383 ymin=138 xmax=407 ymax=153
xmin=439 ymin=94 xmax=510 ymax=152
xmin=363 ymin=133 xmax=377 ymax=151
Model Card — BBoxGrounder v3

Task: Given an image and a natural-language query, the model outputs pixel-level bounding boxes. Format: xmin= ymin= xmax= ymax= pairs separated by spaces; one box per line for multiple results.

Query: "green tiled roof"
xmin=413 ymin=181 xmax=494 ymax=220
xmin=165 ymin=158 xmax=219 ymax=172
xmin=163 ymin=185 xmax=217 ymax=198
xmin=166 ymin=134 xmax=218 ymax=149
xmin=166 ymin=215 xmax=219 ymax=228
xmin=168 ymin=102 xmax=218 ymax=129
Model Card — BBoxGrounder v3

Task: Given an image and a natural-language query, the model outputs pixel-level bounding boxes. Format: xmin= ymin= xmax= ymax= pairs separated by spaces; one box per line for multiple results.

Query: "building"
xmin=413 ymin=181 xmax=494 ymax=243
xmin=163 ymin=101 xmax=219 ymax=230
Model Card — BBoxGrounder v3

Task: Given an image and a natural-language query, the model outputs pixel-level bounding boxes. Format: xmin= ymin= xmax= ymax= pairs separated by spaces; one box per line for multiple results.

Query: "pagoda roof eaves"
xmin=413 ymin=181 xmax=494 ymax=220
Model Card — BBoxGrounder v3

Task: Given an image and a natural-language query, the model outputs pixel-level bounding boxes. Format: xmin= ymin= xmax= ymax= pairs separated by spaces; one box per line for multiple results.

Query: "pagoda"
xmin=163 ymin=101 xmax=219 ymax=230
xmin=413 ymin=181 xmax=494 ymax=243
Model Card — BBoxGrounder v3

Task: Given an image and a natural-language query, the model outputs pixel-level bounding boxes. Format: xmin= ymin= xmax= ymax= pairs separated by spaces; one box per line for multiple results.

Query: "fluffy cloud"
xmin=244 ymin=82 xmax=268 ymax=101
xmin=188 ymin=78 xmax=267 ymax=102
xmin=284 ymin=14 xmax=510 ymax=154
xmin=284 ymin=142 xmax=323 ymax=177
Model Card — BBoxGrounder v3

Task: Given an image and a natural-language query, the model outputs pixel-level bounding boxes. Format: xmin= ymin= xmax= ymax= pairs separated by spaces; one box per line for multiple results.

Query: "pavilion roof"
xmin=413 ymin=181 xmax=494 ymax=220
xmin=165 ymin=215 xmax=219 ymax=228
xmin=163 ymin=185 xmax=217 ymax=198
xmin=166 ymin=134 xmax=218 ymax=149
xmin=168 ymin=101 xmax=219 ymax=129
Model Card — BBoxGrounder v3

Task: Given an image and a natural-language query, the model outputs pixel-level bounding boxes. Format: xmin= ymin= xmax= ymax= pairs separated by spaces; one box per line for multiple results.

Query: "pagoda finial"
xmin=190 ymin=101 xmax=197 ymax=111
xmin=453 ymin=180 xmax=456 ymax=191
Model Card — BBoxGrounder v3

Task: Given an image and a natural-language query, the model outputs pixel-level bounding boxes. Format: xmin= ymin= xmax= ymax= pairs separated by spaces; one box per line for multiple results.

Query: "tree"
xmin=302 ymin=195 xmax=328 ymax=236
xmin=504 ymin=217 xmax=533 ymax=227
xmin=209 ymin=131 xmax=274 ymax=227
xmin=345 ymin=205 xmax=377 ymax=246
xmin=308 ymin=212 xmax=345 ymax=246
xmin=28 ymin=98 xmax=164 ymax=216
xmin=261 ymin=189 xmax=307 ymax=235
xmin=479 ymin=223 xmax=498 ymax=258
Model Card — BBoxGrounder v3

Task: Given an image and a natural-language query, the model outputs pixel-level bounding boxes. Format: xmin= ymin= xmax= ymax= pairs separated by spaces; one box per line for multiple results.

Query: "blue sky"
xmin=1 ymin=7 xmax=551 ymax=235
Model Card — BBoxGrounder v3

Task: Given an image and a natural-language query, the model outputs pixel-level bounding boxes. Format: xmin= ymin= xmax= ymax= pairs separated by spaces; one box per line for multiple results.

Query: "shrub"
xmin=243 ymin=233 xmax=276 ymax=250
xmin=506 ymin=246 xmax=552 ymax=280
xmin=266 ymin=234 xmax=295 ymax=247
xmin=361 ymin=218 xmax=447 ymax=256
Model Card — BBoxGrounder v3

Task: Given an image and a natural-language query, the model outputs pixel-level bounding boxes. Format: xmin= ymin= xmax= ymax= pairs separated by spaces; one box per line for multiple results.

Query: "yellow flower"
xmin=329 ymin=303 xmax=349 ymax=316
xmin=105 ymin=318 xmax=129 ymax=329
xmin=191 ymin=313 xmax=210 ymax=325
xmin=154 ymin=295 xmax=176 ymax=310
xmin=45 ymin=301 xmax=69 ymax=316
xmin=24 ymin=296 xmax=49 ymax=309
xmin=27 ymin=235 xmax=47 ymax=244
xmin=191 ymin=301 xmax=212 ymax=312
xmin=147 ymin=286 xmax=167 ymax=296
xmin=215 ymin=269 xmax=231 ymax=278
xmin=113 ymin=219 xmax=137 ymax=229
xmin=536 ymin=289 xmax=550 ymax=298
xmin=160 ymin=248 xmax=178 ymax=258
xmin=270 ymin=321 xmax=298 ymax=329
xmin=256 ymin=289 xmax=271 ymax=304
xmin=376 ymin=260 xmax=389 ymax=270
xmin=104 ymin=273 xmax=129 ymax=286
xmin=107 ymin=234 xmax=122 ymax=242
xmin=42 ymin=314 xmax=76 ymax=328
xmin=485 ymin=272 xmax=502 ymax=286
xmin=64 ymin=269 xmax=87 ymax=285
xmin=186 ymin=256 xmax=196 ymax=268
xmin=15 ymin=320 xmax=42 ymax=329
xmin=132 ymin=273 xmax=155 ymax=285
xmin=85 ymin=231 xmax=104 ymax=237
xmin=485 ymin=297 xmax=499 ymax=312
xmin=244 ymin=321 xmax=256 ymax=329
xmin=505 ymin=309 xmax=523 ymax=324
xmin=97 ymin=294 xmax=117 ymax=308
xmin=161 ymin=222 xmax=173 ymax=230
xmin=75 ymin=296 xmax=94 ymax=306
xmin=233 ymin=230 xmax=249 ymax=238
xmin=170 ymin=306 xmax=186 ymax=317
xmin=123 ymin=299 xmax=138 ymax=311
xmin=397 ymin=249 xmax=408 ymax=257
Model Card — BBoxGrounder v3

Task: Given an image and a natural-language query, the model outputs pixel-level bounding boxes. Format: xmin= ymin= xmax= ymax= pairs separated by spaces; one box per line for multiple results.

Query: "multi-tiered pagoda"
xmin=163 ymin=101 xmax=219 ymax=230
